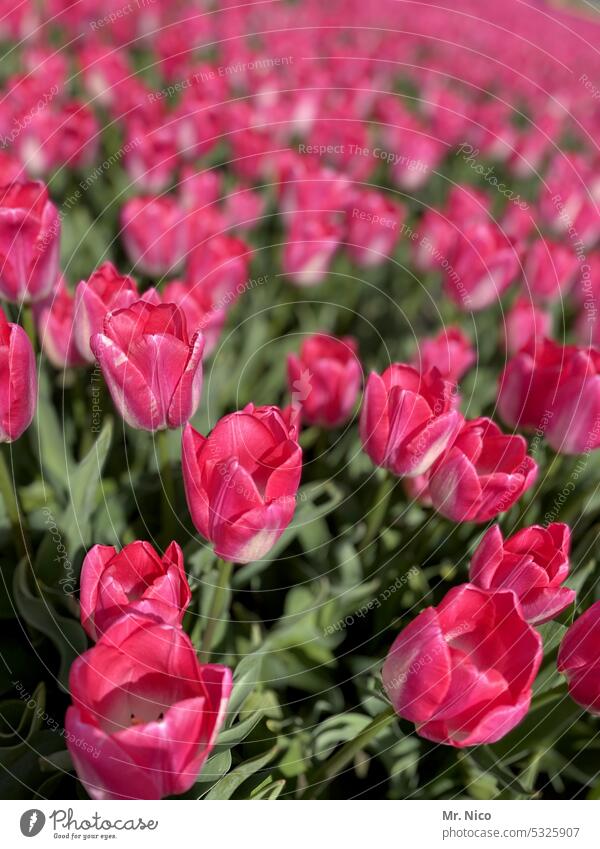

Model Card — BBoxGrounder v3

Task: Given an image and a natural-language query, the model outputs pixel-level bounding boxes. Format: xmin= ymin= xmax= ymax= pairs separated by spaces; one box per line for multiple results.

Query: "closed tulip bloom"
xmin=413 ymin=327 xmax=475 ymax=382
xmin=91 ymin=301 xmax=204 ymax=431
xmin=345 ymin=190 xmax=404 ymax=267
xmin=0 ymin=305 xmax=37 ymax=442
xmin=121 ymin=196 xmax=185 ymax=277
xmin=382 ymin=584 xmax=542 ymax=747
xmin=162 ymin=280 xmax=226 ymax=357
xmin=428 ymin=417 xmax=537 ymax=522
xmin=470 ymin=523 xmax=574 ymax=624
xmin=36 ymin=277 xmax=85 ymax=369
xmin=360 ymin=364 xmax=462 ymax=478
xmin=74 ymin=262 xmax=140 ymax=362
xmin=287 ymin=334 xmax=361 ymax=427
xmin=524 ymin=238 xmax=579 ymax=302
xmin=498 ymin=340 xmax=600 ymax=453
xmin=446 ymin=220 xmax=519 ymax=311
xmin=80 ymin=540 xmax=191 ymax=641
xmin=65 ymin=615 xmax=232 ymax=799
xmin=0 ymin=180 xmax=60 ymax=303
xmin=558 ymin=601 xmax=600 ymax=715
xmin=283 ymin=213 xmax=343 ymax=287
xmin=503 ymin=297 xmax=551 ymax=356
xmin=186 ymin=234 xmax=250 ymax=308
xmin=182 ymin=404 xmax=302 ymax=563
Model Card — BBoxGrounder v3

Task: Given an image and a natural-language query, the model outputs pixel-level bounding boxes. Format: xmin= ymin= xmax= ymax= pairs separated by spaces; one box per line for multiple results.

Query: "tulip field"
xmin=2 ymin=0 xmax=600 ymax=807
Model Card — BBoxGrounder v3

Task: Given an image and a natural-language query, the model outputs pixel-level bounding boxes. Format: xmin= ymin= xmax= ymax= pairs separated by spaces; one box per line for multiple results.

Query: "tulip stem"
xmin=157 ymin=429 xmax=176 ymax=543
xmin=0 ymin=445 xmax=28 ymax=562
xmin=200 ymin=558 xmax=234 ymax=663
xmin=22 ymin=306 xmax=37 ymax=350
xmin=308 ymin=705 xmax=397 ymax=796
xmin=363 ymin=474 xmax=396 ymax=547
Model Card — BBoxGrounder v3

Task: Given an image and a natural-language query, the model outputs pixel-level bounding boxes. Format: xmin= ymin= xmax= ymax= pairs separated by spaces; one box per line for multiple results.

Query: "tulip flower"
xmin=413 ymin=327 xmax=475 ymax=382
xmin=0 ymin=305 xmax=37 ymax=442
xmin=344 ymin=190 xmax=404 ymax=267
xmin=498 ymin=340 xmax=600 ymax=454
xmin=524 ymin=237 xmax=579 ymax=302
xmin=428 ymin=417 xmax=538 ymax=522
xmin=287 ymin=333 xmax=362 ymax=427
xmin=558 ymin=601 xmax=600 ymax=715
xmin=80 ymin=540 xmax=191 ymax=641
xmin=360 ymin=364 xmax=462 ymax=478
xmin=0 ymin=180 xmax=60 ymax=303
xmin=503 ymin=297 xmax=551 ymax=356
xmin=65 ymin=615 xmax=232 ymax=799
xmin=162 ymin=280 xmax=226 ymax=357
xmin=74 ymin=262 xmax=141 ymax=362
xmin=186 ymin=234 xmax=251 ymax=307
xmin=445 ymin=219 xmax=519 ymax=310
xmin=36 ymin=277 xmax=85 ymax=369
xmin=91 ymin=301 xmax=204 ymax=431
xmin=121 ymin=196 xmax=185 ymax=277
xmin=182 ymin=404 xmax=302 ymax=563
xmin=469 ymin=523 xmax=575 ymax=624
xmin=283 ymin=213 xmax=343 ymax=287
xmin=382 ymin=584 xmax=542 ymax=747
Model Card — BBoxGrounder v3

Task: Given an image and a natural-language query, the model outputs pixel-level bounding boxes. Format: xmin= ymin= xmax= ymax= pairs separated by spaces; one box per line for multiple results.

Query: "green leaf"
xmin=204 ymin=746 xmax=277 ymax=800
xmin=59 ymin=419 xmax=113 ymax=554
xmin=250 ymin=778 xmax=286 ymax=799
xmin=227 ymin=653 xmax=263 ymax=721
xmin=217 ymin=709 xmax=264 ymax=749
xmin=13 ymin=560 xmax=87 ymax=689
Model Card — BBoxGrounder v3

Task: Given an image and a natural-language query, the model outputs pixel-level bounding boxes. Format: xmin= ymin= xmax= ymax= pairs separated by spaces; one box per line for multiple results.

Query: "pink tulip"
xmin=36 ymin=277 xmax=85 ymax=369
xmin=162 ymin=280 xmax=226 ymax=357
xmin=65 ymin=615 xmax=232 ymax=799
xmin=524 ymin=237 xmax=579 ymax=302
xmin=287 ymin=333 xmax=362 ymax=427
xmin=283 ymin=213 xmax=343 ymax=287
xmin=121 ymin=196 xmax=185 ymax=277
xmin=74 ymin=262 xmax=140 ymax=362
xmin=186 ymin=234 xmax=251 ymax=308
xmin=80 ymin=540 xmax=191 ymax=641
xmin=382 ymin=584 xmax=542 ymax=747
xmin=182 ymin=404 xmax=302 ymax=563
xmin=0 ymin=305 xmax=37 ymax=442
xmin=125 ymin=118 xmax=178 ymax=194
xmin=498 ymin=340 xmax=600 ymax=453
xmin=445 ymin=219 xmax=519 ymax=310
xmin=470 ymin=523 xmax=574 ymax=624
xmin=503 ymin=297 xmax=551 ymax=356
xmin=558 ymin=601 xmax=600 ymax=715
xmin=91 ymin=301 xmax=204 ymax=431
xmin=428 ymin=417 xmax=538 ymax=522
xmin=413 ymin=327 xmax=475 ymax=382
xmin=360 ymin=365 xmax=462 ymax=478
xmin=345 ymin=190 xmax=404 ymax=267
xmin=0 ymin=180 xmax=60 ymax=303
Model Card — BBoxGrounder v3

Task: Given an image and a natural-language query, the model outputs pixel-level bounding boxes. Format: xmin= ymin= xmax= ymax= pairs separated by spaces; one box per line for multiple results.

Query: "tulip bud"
xmin=345 ymin=190 xmax=404 ymax=268
xmin=524 ymin=238 xmax=579 ymax=302
xmin=80 ymin=540 xmax=191 ymax=641
xmin=74 ymin=262 xmax=140 ymax=362
xmin=0 ymin=180 xmax=60 ymax=303
xmin=36 ymin=277 xmax=85 ymax=369
xmin=413 ymin=327 xmax=475 ymax=382
xmin=503 ymin=297 xmax=551 ymax=356
xmin=91 ymin=301 xmax=204 ymax=431
xmin=287 ymin=333 xmax=362 ymax=427
xmin=360 ymin=364 xmax=462 ymax=478
xmin=382 ymin=584 xmax=542 ymax=747
xmin=558 ymin=601 xmax=600 ymax=715
xmin=121 ymin=196 xmax=185 ymax=277
xmin=65 ymin=615 xmax=232 ymax=799
xmin=182 ymin=404 xmax=302 ymax=563
xmin=187 ymin=234 xmax=251 ymax=308
xmin=162 ymin=280 xmax=226 ymax=357
xmin=283 ymin=213 xmax=343 ymax=287
xmin=0 ymin=305 xmax=37 ymax=442
xmin=470 ymin=523 xmax=574 ymax=624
